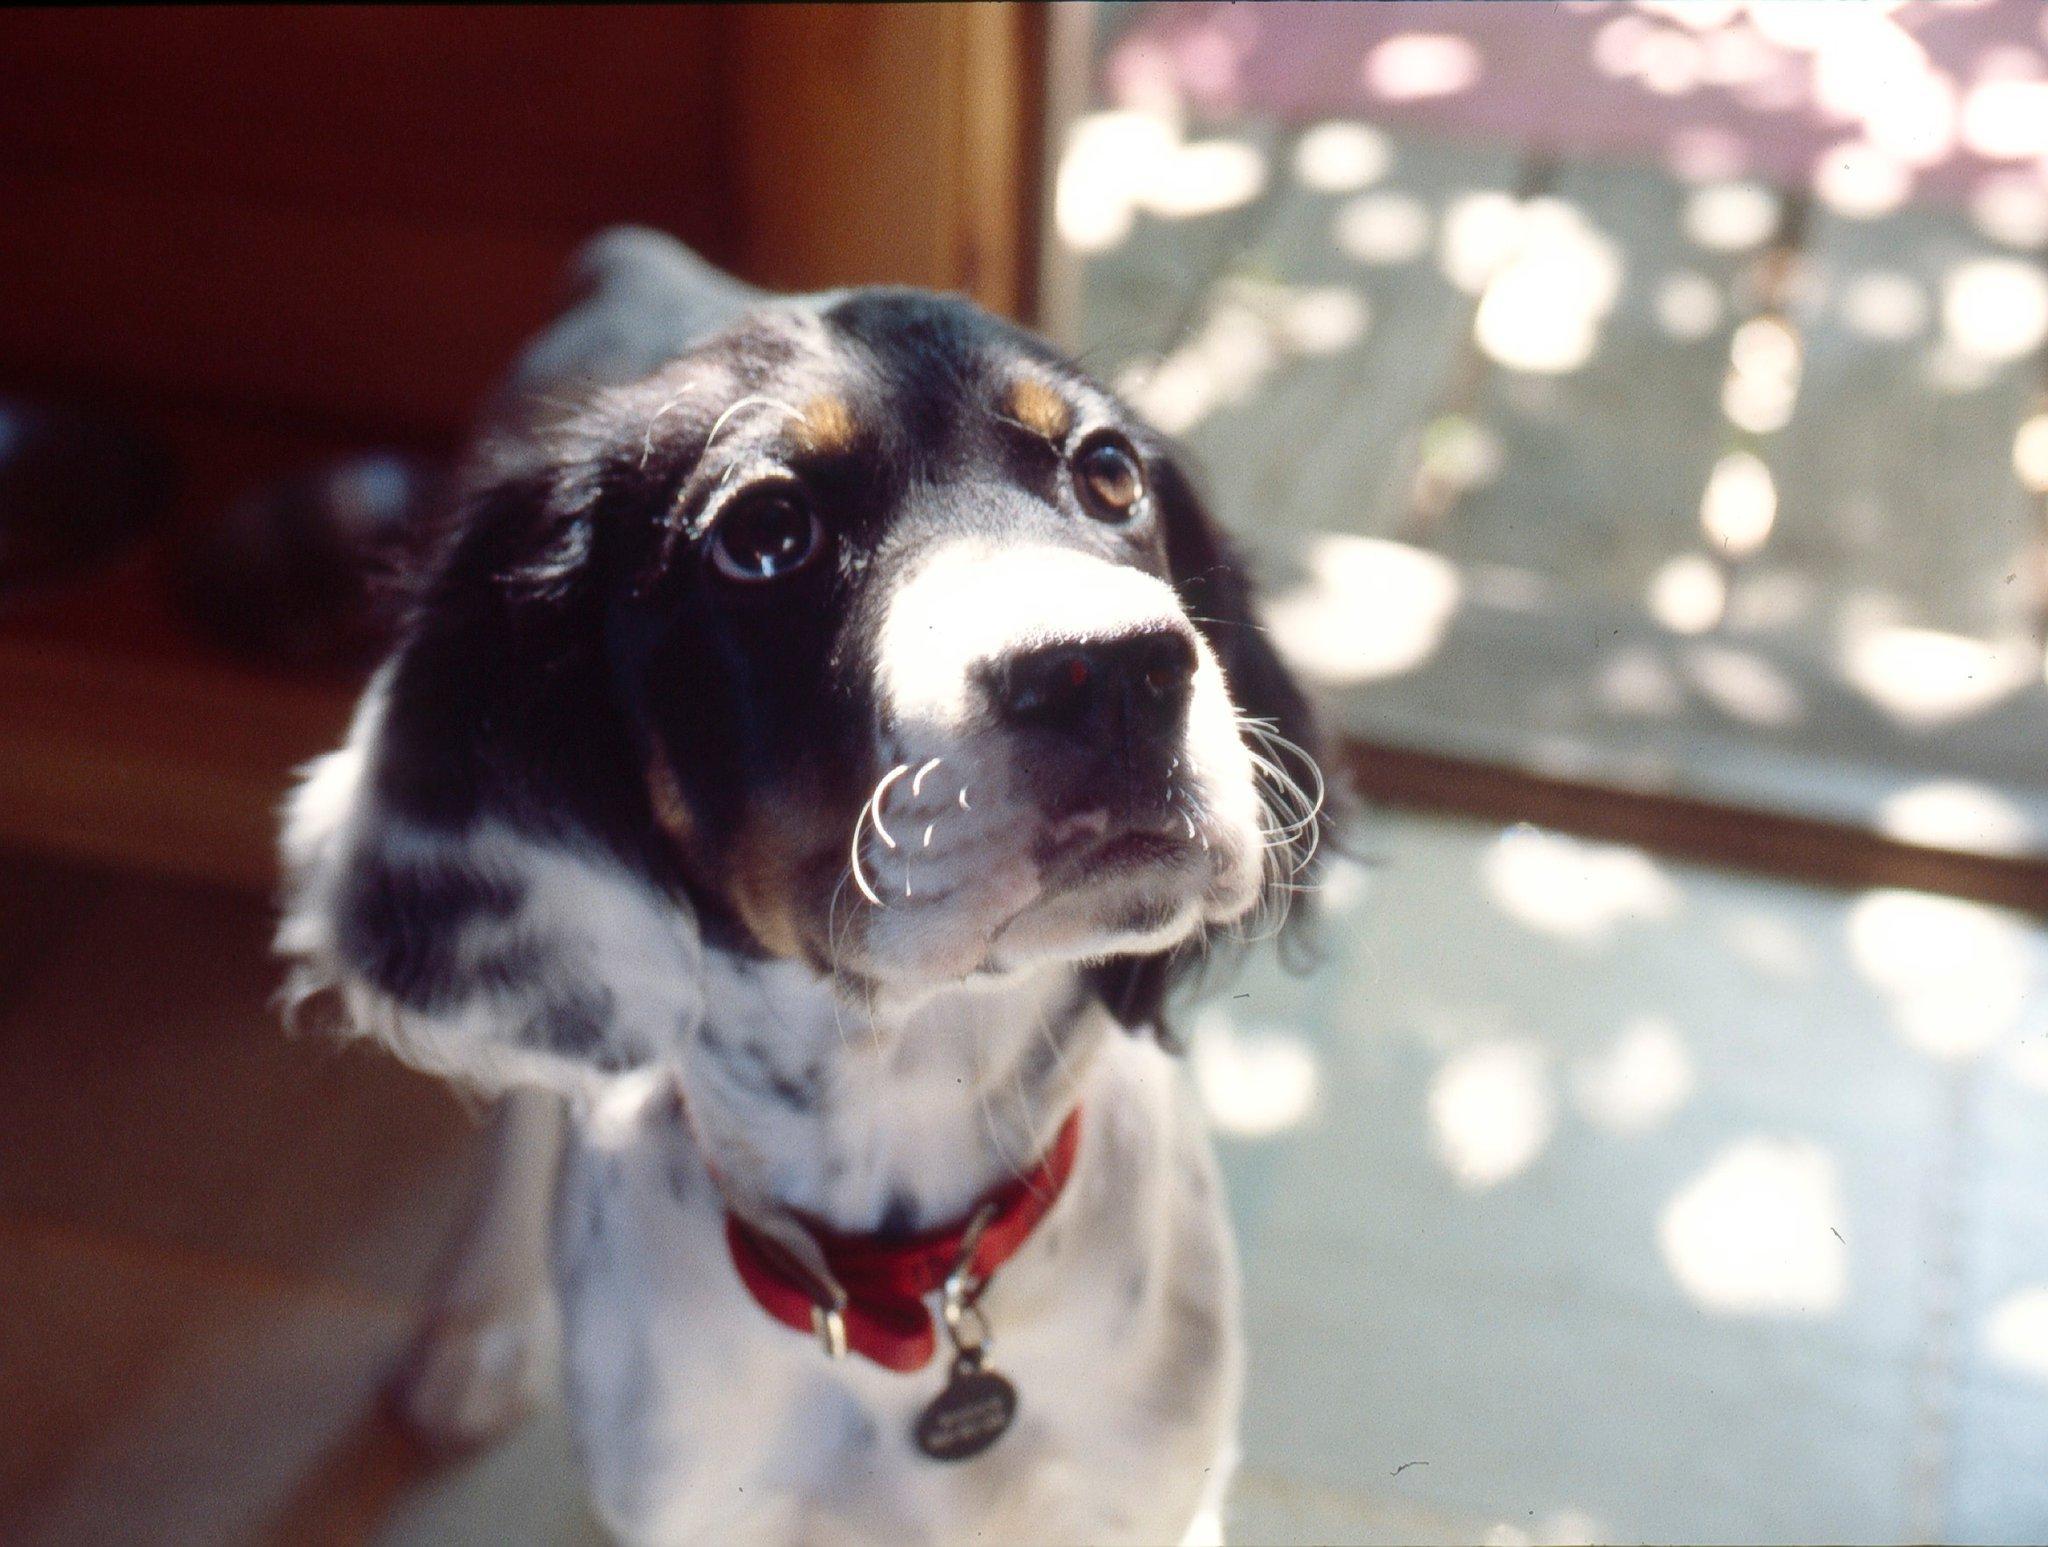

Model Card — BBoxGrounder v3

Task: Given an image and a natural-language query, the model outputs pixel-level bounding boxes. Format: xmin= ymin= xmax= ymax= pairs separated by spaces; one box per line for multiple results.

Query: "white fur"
xmin=557 ymin=1013 xmax=1242 ymax=1547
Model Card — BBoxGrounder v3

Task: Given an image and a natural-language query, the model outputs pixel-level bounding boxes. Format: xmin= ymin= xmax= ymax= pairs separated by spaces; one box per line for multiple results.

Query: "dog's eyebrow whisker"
xmin=868 ymin=763 xmax=911 ymax=850
xmin=922 ymin=823 xmax=936 ymax=849
xmin=958 ymin=788 xmax=971 ymax=812
xmin=910 ymin=757 xmax=943 ymax=798
xmin=638 ymin=387 xmax=699 ymax=469
xmin=702 ymin=393 xmax=804 ymax=454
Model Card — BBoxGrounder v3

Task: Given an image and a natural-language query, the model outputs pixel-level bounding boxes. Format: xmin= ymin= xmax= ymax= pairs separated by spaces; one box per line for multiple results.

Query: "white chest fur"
xmin=552 ymin=1017 xmax=1243 ymax=1546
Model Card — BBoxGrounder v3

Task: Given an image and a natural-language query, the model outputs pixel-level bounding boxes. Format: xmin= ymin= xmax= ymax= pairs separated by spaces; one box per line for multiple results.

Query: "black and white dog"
xmin=277 ymin=229 xmax=1326 ymax=1545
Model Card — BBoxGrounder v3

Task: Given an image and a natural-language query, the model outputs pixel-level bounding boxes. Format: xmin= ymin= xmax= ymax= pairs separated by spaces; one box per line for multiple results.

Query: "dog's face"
xmin=379 ymin=289 xmax=1321 ymax=1017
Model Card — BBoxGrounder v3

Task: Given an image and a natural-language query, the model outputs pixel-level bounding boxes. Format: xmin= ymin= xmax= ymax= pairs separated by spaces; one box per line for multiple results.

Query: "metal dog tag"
xmin=913 ymin=1350 xmax=1017 ymax=1461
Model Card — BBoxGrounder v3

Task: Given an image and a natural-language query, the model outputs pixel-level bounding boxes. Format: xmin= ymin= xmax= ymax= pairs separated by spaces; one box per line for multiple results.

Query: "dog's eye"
xmin=1073 ymin=437 xmax=1145 ymax=522
xmin=710 ymin=487 xmax=824 ymax=582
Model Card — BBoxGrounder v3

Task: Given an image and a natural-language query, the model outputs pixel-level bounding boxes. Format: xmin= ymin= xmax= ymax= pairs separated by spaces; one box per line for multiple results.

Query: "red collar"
xmin=724 ymin=1109 xmax=1082 ymax=1373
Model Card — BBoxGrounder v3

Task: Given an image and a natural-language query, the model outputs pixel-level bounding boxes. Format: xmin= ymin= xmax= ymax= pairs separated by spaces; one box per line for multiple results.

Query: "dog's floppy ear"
xmin=277 ymin=229 xmax=761 ymax=1097
xmin=1086 ymin=449 xmax=1331 ymax=1041
xmin=275 ymin=457 xmax=709 ymax=1098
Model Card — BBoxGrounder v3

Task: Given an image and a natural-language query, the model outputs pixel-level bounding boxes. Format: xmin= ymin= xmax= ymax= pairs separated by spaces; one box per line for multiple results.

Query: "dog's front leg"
xmin=390 ymin=1085 xmax=569 ymax=1452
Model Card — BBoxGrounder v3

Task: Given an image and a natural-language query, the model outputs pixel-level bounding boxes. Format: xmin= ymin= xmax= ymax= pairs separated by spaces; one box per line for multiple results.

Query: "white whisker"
xmin=911 ymin=757 xmax=943 ymax=797
xmin=703 ymin=393 xmax=804 ymax=454
xmin=638 ymin=387 xmax=704 ymax=469
xmin=849 ymin=800 xmax=885 ymax=908
xmin=868 ymin=763 xmax=911 ymax=850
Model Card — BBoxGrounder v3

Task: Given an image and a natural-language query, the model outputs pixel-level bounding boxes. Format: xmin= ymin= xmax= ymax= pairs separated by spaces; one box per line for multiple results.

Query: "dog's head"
xmin=287 ymin=254 xmax=1324 ymax=1080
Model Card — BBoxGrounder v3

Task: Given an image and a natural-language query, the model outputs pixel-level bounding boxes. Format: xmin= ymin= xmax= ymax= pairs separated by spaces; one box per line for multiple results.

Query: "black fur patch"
xmin=335 ymin=852 xmax=524 ymax=1012
xmin=519 ymin=980 xmax=620 ymax=1066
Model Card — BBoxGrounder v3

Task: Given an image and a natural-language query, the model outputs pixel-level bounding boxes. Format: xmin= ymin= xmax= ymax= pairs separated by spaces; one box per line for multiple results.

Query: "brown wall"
xmin=0 ymin=5 xmax=1040 ymax=444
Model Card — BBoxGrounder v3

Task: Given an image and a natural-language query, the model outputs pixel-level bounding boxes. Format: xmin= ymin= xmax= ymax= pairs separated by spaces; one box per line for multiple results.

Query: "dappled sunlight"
xmin=1187 ymin=1006 xmax=1323 ymax=1141
xmin=1292 ymin=120 xmax=1392 ymax=193
xmin=1439 ymin=190 xmax=1528 ymax=294
xmin=1597 ymin=646 xmax=1688 ymax=719
xmin=1940 ymin=256 xmax=2048 ymax=362
xmin=1141 ymin=139 xmax=1269 ymax=221
xmin=1699 ymin=449 xmax=1778 ymax=554
xmin=1719 ymin=911 xmax=1821 ymax=981
xmin=1490 ymin=1512 xmax=1614 ymax=1547
xmin=1959 ymin=76 xmax=2048 ymax=159
xmin=1847 ymin=887 xmax=2033 ymax=1057
xmin=1417 ymin=412 xmax=1505 ymax=496
xmin=1653 ymin=268 xmax=1726 ymax=339
xmin=1875 ymin=779 xmax=2036 ymax=853
xmin=1571 ymin=1015 xmax=1697 ymax=1136
xmin=1429 ymin=1038 xmax=1555 ymax=1188
xmin=1723 ymin=567 xmax=1816 ymax=631
xmin=1333 ymin=190 xmax=1434 ymax=265
xmin=1364 ymin=33 xmax=1484 ymax=103
xmin=1720 ymin=316 xmax=1801 ymax=433
xmin=1317 ymin=853 xmax=1375 ymax=915
xmin=1658 ymin=1137 xmax=1848 ymax=1316
xmin=1970 ymin=172 xmax=2048 ymax=247
xmin=1682 ymin=179 xmax=1778 ymax=250
xmin=1101 ymin=0 xmax=2048 ymax=227
xmin=1280 ymin=287 xmax=1371 ymax=353
xmin=1813 ymin=139 xmax=1914 ymax=219
xmin=1682 ymin=642 xmax=1805 ymax=726
xmin=1052 ymin=110 xmax=1268 ymax=258
xmin=1840 ymin=624 xmax=2034 ymax=726
xmin=1265 ymin=535 xmax=1462 ymax=686
xmin=1118 ymin=277 xmax=1368 ymax=435
xmin=2012 ymin=412 xmax=2048 ymax=491
xmin=1474 ymin=199 xmax=1625 ymax=374
xmin=1837 ymin=270 xmax=1931 ymax=341
xmin=1054 ymin=109 xmax=1177 ymax=255
xmin=1647 ymin=552 xmax=1728 ymax=634
xmin=1118 ymin=301 xmax=1272 ymax=434
xmin=1983 ymin=1287 xmax=2048 ymax=1386
xmin=1481 ymin=825 xmax=1683 ymax=945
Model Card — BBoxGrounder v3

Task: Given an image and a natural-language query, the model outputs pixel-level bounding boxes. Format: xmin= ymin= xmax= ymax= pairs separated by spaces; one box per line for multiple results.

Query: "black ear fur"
xmin=1086 ymin=450 xmax=1332 ymax=1040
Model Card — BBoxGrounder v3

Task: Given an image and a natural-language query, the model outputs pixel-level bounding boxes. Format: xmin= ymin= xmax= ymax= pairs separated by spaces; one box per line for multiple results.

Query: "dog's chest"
xmin=680 ymin=956 xmax=1094 ymax=1230
xmin=552 ymin=1033 xmax=1241 ymax=1546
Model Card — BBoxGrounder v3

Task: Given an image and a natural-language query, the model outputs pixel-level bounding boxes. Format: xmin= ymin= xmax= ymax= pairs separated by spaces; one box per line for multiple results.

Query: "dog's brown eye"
xmin=711 ymin=488 xmax=824 ymax=582
xmin=1074 ymin=438 xmax=1145 ymax=522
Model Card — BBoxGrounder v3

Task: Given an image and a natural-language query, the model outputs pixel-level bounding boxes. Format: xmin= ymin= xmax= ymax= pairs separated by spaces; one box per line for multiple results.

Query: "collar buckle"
xmin=810 ymin=1302 xmax=849 ymax=1360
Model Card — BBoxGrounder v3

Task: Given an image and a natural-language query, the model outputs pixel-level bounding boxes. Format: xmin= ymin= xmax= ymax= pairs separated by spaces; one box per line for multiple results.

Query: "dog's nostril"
xmin=1133 ymin=628 xmax=1198 ymax=700
xmin=991 ymin=626 xmax=1197 ymax=741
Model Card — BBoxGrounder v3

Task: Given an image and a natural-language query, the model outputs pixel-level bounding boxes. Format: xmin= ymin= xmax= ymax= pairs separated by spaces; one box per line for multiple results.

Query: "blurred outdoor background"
xmin=3 ymin=5 xmax=2048 ymax=1544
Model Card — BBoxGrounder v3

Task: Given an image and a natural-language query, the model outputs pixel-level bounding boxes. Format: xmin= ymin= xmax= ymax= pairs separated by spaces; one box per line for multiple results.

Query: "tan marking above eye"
xmin=1005 ymin=378 xmax=1073 ymax=441
xmin=791 ymin=394 xmax=857 ymax=455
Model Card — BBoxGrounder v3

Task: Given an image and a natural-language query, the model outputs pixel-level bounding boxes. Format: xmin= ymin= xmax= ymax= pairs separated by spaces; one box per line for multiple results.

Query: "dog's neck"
xmin=677 ymin=952 xmax=1110 ymax=1235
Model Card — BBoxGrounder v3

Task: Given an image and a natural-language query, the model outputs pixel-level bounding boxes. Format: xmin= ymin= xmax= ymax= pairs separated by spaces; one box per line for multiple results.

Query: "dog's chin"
xmin=938 ymin=839 xmax=1263 ymax=983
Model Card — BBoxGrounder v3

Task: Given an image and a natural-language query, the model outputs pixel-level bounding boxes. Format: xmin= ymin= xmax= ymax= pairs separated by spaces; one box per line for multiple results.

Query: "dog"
xmin=277 ymin=228 xmax=1327 ymax=1545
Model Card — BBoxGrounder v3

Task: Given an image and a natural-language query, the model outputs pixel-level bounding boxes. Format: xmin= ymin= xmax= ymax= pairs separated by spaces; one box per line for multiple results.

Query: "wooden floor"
xmin=1067 ymin=90 xmax=2048 ymax=882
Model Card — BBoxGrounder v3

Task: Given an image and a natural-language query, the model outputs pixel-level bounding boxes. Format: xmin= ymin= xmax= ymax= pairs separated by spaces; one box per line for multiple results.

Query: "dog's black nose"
xmin=990 ymin=625 xmax=1198 ymax=751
